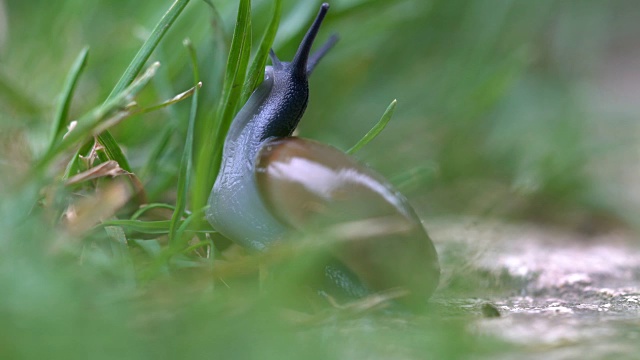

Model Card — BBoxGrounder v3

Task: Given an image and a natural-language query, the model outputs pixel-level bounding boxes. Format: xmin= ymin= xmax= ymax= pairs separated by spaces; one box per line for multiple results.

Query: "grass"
xmin=1 ymin=0 xmax=638 ymax=358
xmin=347 ymin=99 xmax=397 ymax=154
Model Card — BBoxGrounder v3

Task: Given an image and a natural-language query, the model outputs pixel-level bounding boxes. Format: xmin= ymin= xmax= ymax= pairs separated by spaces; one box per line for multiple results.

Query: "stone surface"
xmin=429 ymin=219 xmax=640 ymax=359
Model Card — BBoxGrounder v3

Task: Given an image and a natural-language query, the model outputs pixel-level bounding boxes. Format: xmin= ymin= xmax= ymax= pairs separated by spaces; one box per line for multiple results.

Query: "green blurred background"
xmin=1 ymin=0 xmax=640 ymax=358
xmin=4 ymin=0 xmax=640 ymax=227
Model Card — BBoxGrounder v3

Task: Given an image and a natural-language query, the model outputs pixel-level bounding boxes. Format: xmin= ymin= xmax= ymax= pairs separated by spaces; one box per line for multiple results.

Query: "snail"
xmin=206 ymin=3 xmax=439 ymax=308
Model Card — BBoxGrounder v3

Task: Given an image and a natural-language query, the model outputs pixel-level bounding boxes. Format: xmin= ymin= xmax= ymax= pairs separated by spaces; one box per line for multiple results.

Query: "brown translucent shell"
xmin=255 ymin=137 xmax=440 ymax=305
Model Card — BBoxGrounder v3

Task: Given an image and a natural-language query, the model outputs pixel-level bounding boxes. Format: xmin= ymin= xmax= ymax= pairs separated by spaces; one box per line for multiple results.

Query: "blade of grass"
xmin=65 ymin=140 xmax=93 ymax=179
xmin=169 ymin=39 xmax=200 ymax=245
xmin=72 ymin=0 xmax=192 ymax=174
xmin=99 ymin=219 xmax=214 ymax=235
xmin=181 ymin=239 xmax=213 ymax=255
xmin=139 ymin=207 xmax=211 ymax=281
xmin=192 ymin=0 xmax=252 ymax=219
xmin=240 ymin=0 xmax=281 ymax=104
xmin=34 ymin=62 xmax=161 ymax=174
xmin=133 ymin=239 xmax=163 ymax=257
xmin=347 ymin=99 xmax=397 ymax=154
xmin=140 ymin=47 xmax=182 ymax=180
xmin=100 ymin=219 xmax=172 ymax=234
xmin=136 ymin=82 xmax=202 ymax=116
xmin=65 ymin=72 xmax=201 ymax=180
xmin=215 ymin=0 xmax=252 ymax=126
xmin=131 ymin=203 xmax=177 ymax=220
xmin=105 ymin=0 xmax=191 ymax=102
xmin=175 ymin=207 xmax=207 ymax=245
xmin=47 ymin=47 xmax=89 ymax=154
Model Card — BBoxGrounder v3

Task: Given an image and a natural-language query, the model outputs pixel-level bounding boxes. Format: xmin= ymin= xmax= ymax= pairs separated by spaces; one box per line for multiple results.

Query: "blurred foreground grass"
xmin=1 ymin=0 xmax=639 ymax=358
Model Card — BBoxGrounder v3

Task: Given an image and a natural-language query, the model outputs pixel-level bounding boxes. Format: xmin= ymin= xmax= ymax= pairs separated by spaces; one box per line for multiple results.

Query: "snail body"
xmin=206 ymin=3 xmax=439 ymax=306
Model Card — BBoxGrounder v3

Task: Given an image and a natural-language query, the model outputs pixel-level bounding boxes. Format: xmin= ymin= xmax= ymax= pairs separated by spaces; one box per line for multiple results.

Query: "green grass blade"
xmin=101 ymin=220 xmax=172 ymax=234
xmin=181 ymin=239 xmax=213 ymax=255
xmin=64 ymin=139 xmax=92 ymax=179
xmin=98 ymin=219 xmax=214 ymax=235
xmin=215 ymin=0 xmax=252 ymax=123
xmin=95 ymin=132 xmax=131 ymax=170
xmin=106 ymin=0 xmax=191 ymax=102
xmin=175 ymin=206 xmax=207 ymax=244
xmin=139 ymin=47 xmax=181 ymax=180
xmin=90 ymin=0 xmax=192 ymax=173
xmin=35 ymin=62 xmax=161 ymax=174
xmin=138 ymin=207 xmax=212 ymax=280
xmin=169 ymin=39 xmax=200 ymax=245
xmin=136 ymin=82 xmax=201 ymax=116
xmin=240 ymin=0 xmax=281 ymax=104
xmin=192 ymin=0 xmax=252 ymax=218
xmin=212 ymin=0 xmax=252 ymax=155
xmin=132 ymin=239 xmax=163 ymax=257
xmin=347 ymin=99 xmax=397 ymax=155
xmin=131 ymin=203 xmax=177 ymax=220
xmin=47 ymin=47 xmax=89 ymax=153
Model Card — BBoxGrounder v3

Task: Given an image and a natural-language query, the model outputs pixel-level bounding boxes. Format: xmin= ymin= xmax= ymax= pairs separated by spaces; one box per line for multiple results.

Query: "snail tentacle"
xmin=307 ymin=34 xmax=339 ymax=75
xmin=291 ymin=3 xmax=330 ymax=78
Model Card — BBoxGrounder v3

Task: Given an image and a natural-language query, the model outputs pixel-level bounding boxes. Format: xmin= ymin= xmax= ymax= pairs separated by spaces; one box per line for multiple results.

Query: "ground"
xmin=431 ymin=220 xmax=640 ymax=359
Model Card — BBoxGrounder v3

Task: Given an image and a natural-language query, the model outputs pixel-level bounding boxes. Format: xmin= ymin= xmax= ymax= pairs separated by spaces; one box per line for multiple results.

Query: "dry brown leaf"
xmin=65 ymin=160 xmax=128 ymax=185
xmin=64 ymin=180 xmax=132 ymax=236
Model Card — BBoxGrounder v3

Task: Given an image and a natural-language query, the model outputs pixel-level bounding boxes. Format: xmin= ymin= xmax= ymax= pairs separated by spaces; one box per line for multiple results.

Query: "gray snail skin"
xmin=206 ymin=3 xmax=440 ymax=308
